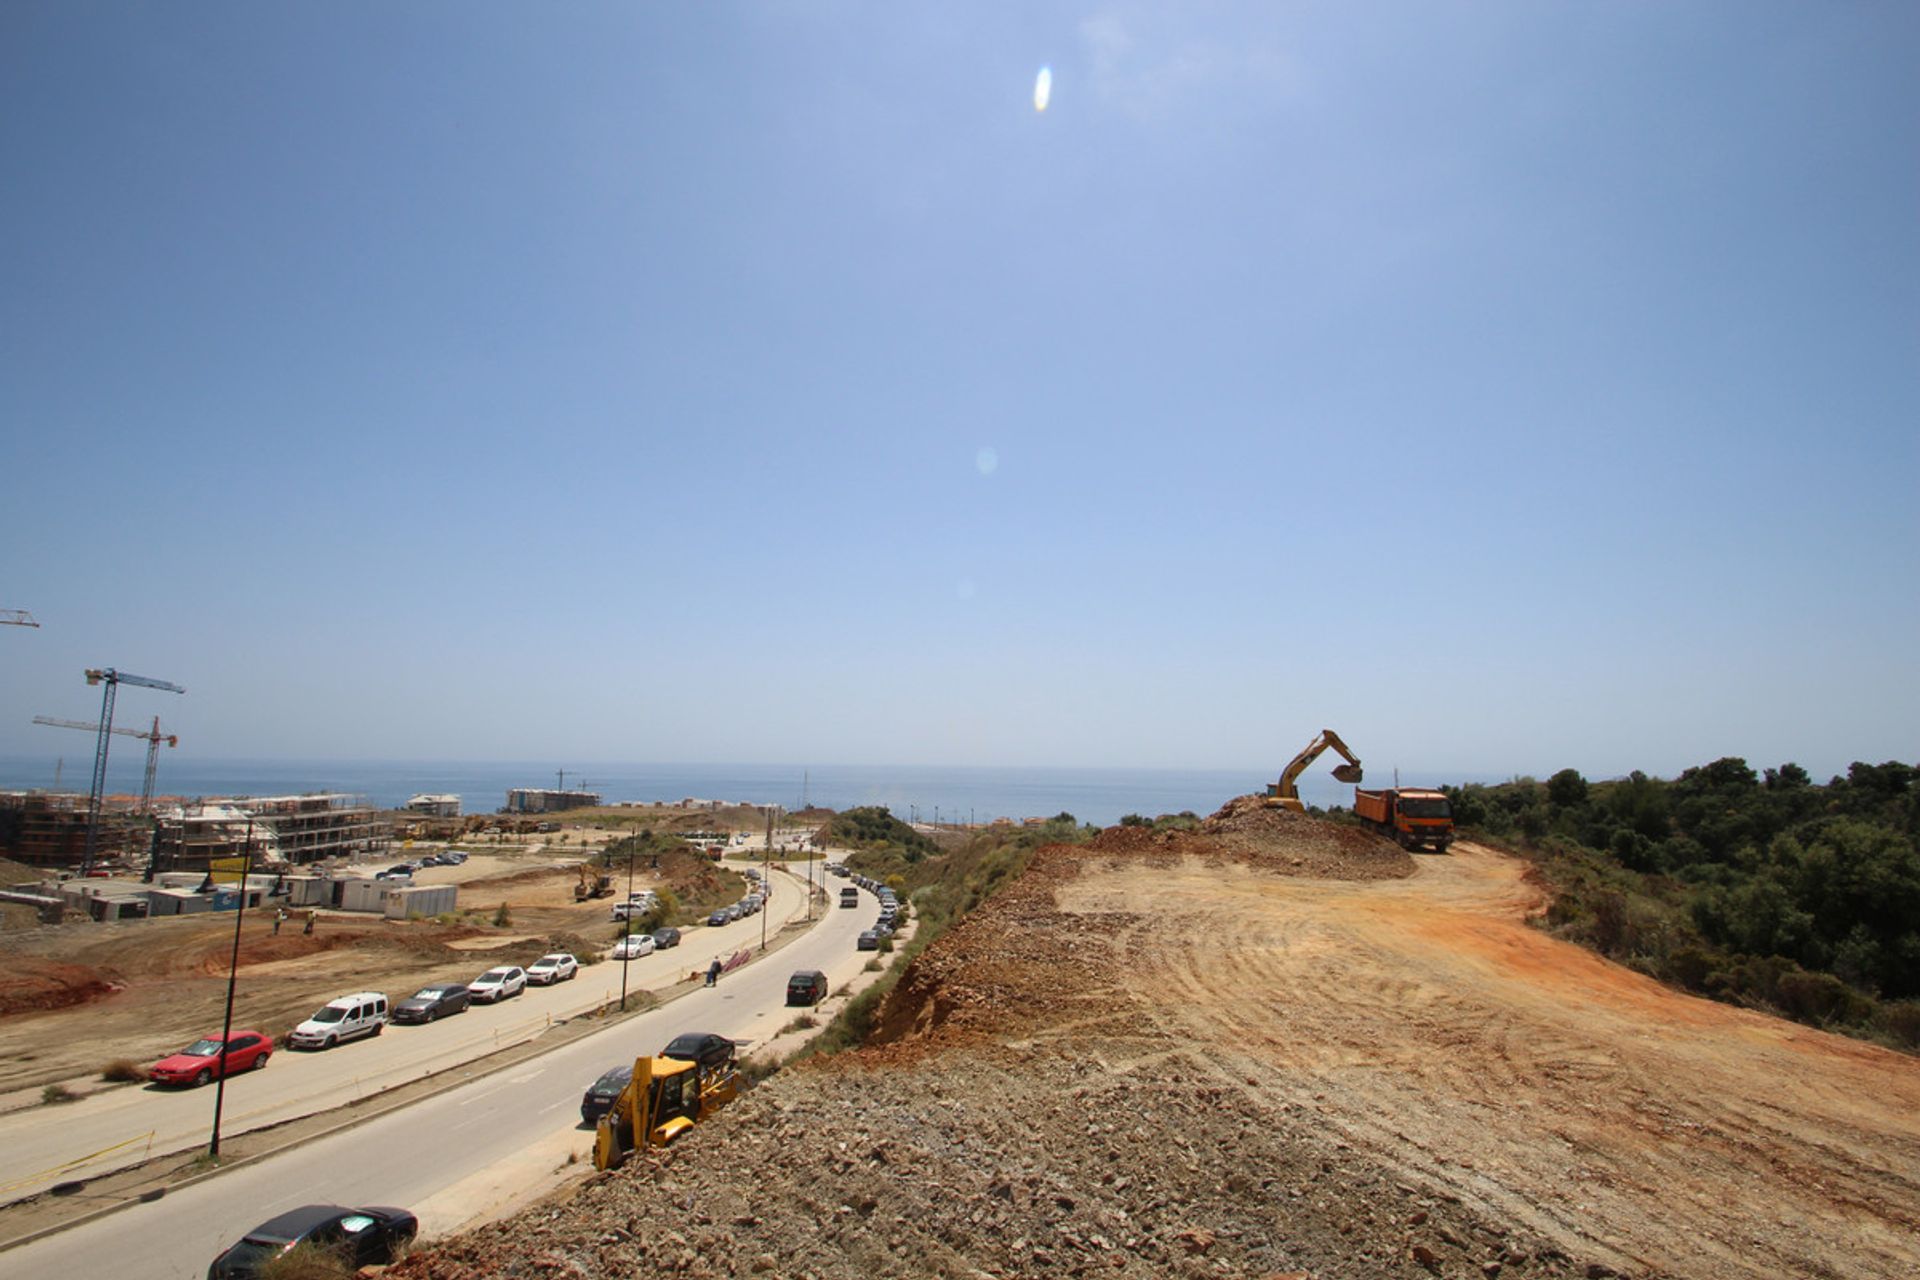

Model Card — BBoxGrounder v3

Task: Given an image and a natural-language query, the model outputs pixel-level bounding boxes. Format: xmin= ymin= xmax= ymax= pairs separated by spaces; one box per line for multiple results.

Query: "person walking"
xmin=304 ymin=909 xmax=317 ymax=935
xmin=705 ymin=957 xmax=721 ymax=987
xmin=273 ymin=907 xmax=286 ymax=935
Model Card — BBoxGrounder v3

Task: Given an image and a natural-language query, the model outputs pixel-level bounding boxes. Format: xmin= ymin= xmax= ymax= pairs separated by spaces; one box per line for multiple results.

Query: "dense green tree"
xmin=1547 ymin=768 xmax=1590 ymax=808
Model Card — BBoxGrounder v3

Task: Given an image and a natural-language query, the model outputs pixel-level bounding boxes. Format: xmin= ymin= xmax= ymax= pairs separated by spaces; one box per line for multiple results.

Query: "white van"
xmin=289 ymin=991 xmax=389 ymax=1050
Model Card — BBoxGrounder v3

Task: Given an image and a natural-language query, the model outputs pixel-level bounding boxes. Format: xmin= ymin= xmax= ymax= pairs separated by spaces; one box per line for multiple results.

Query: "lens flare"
xmin=1034 ymin=66 xmax=1052 ymax=113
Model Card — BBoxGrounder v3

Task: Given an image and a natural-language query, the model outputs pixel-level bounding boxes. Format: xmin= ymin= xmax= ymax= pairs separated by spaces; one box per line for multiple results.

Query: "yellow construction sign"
xmin=205 ymin=856 xmax=252 ymax=885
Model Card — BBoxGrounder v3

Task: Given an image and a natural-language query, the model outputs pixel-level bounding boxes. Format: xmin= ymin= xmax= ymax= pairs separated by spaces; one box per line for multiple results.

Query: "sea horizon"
xmin=0 ymin=755 xmax=1492 ymax=829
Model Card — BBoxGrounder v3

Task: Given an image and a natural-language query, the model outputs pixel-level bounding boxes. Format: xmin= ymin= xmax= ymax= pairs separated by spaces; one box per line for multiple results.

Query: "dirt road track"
xmin=1049 ymin=841 xmax=1920 ymax=1278
xmin=394 ymin=813 xmax=1920 ymax=1280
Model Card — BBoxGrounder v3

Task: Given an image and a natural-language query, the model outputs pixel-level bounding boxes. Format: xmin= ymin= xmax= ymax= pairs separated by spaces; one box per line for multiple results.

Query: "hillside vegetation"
xmin=1435 ymin=757 xmax=1920 ymax=1048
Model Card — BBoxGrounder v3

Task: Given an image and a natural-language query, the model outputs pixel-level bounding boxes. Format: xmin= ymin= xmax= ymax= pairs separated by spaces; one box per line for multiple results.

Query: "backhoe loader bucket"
xmin=1331 ymin=764 xmax=1363 ymax=784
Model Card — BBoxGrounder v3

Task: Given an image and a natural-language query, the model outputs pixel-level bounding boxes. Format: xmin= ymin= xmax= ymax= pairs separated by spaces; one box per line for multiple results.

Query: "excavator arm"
xmin=1265 ymin=729 xmax=1363 ymax=812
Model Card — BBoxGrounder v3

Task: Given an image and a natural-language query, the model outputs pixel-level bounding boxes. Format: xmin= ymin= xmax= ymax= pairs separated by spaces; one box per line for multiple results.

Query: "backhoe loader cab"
xmin=592 ymin=1054 xmax=739 ymax=1170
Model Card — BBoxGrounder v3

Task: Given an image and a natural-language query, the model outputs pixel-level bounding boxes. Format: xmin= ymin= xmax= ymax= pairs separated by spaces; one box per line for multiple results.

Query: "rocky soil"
xmin=392 ymin=800 xmax=1920 ymax=1280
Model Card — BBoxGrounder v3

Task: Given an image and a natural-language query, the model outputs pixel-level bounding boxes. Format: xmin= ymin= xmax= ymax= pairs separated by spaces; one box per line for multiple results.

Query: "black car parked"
xmin=857 ymin=930 xmax=879 ymax=951
xmin=651 ymin=927 xmax=681 ymax=949
xmin=208 ymin=1203 xmax=417 ymax=1279
xmin=580 ymin=1064 xmax=634 ymax=1125
xmin=391 ymin=984 xmax=471 ymax=1024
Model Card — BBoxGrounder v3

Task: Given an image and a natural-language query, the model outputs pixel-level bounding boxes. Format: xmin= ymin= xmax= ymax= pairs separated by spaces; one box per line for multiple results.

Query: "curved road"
xmin=0 ymin=871 xmax=885 ymax=1280
xmin=0 ymin=864 xmax=810 ymax=1202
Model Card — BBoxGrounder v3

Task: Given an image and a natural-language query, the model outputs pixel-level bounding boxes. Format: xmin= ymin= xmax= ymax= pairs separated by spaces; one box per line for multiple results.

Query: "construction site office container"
xmin=383 ymin=884 xmax=456 ymax=919
xmin=336 ymin=878 xmax=388 ymax=913
xmin=282 ymin=876 xmax=331 ymax=907
xmin=146 ymin=888 xmax=212 ymax=916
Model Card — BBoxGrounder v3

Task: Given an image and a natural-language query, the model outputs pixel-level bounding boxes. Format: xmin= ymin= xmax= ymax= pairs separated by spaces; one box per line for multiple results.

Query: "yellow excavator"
xmin=574 ymin=863 xmax=614 ymax=901
xmin=592 ymin=1054 xmax=739 ymax=1169
xmin=1264 ymin=729 xmax=1363 ymax=811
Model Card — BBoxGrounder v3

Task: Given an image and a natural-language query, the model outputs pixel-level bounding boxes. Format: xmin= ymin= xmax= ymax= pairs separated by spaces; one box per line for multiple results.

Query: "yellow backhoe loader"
xmin=1265 ymin=729 xmax=1363 ymax=811
xmin=592 ymin=1054 xmax=739 ymax=1169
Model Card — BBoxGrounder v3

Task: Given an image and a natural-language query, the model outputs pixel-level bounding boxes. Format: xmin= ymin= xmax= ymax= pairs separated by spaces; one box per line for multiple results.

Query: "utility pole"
xmin=209 ymin=821 xmax=253 ymax=1159
xmin=81 ymin=668 xmax=184 ymax=875
xmin=619 ymin=841 xmax=635 ymax=1011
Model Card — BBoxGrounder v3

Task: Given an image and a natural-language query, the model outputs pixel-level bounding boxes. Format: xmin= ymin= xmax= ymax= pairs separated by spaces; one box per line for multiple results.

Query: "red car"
xmin=148 ymin=1029 xmax=272 ymax=1086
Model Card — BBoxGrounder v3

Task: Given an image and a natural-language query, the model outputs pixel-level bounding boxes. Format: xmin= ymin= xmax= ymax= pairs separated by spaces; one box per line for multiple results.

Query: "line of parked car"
xmin=373 ymin=849 xmax=469 ymax=880
xmin=145 ymin=950 xmax=590 ymax=1085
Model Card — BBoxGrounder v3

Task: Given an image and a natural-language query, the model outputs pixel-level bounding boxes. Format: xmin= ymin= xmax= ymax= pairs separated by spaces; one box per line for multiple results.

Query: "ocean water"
xmin=0 ymin=756 xmax=1396 ymax=829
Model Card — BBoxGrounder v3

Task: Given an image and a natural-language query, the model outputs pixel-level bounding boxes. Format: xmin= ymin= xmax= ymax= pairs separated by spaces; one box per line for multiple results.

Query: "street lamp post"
xmin=209 ymin=820 xmax=253 ymax=1159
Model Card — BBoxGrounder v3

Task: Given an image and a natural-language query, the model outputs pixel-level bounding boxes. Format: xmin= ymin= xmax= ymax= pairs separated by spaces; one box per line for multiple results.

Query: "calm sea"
xmin=0 ymin=756 xmax=1435 ymax=828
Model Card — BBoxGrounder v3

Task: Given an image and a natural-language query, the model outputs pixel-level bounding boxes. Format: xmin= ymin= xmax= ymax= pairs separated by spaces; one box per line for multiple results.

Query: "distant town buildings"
xmin=503 ymin=788 xmax=601 ymax=815
xmin=405 ymin=793 xmax=462 ymax=818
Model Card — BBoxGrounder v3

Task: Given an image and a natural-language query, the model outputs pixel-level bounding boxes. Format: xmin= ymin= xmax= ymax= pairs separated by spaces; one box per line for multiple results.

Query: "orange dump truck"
xmin=1353 ymin=788 xmax=1454 ymax=852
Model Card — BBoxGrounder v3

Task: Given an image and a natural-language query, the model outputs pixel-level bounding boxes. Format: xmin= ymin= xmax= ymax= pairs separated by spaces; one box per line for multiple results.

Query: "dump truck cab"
xmin=1353 ymin=787 xmax=1454 ymax=852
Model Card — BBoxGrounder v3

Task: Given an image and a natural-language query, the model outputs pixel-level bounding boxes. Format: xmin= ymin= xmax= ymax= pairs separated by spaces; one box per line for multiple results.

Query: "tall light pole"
xmin=209 ymin=821 xmax=253 ymax=1159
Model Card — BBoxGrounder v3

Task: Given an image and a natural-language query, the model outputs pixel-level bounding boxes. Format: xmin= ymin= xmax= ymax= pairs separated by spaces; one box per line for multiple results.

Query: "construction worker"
xmin=304 ymin=909 xmax=318 ymax=935
xmin=273 ymin=907 xmax=287 ymax=935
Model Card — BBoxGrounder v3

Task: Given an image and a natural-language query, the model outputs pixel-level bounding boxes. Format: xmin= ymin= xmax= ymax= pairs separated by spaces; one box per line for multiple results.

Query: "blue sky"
xmin=2 ymin=3 xmax=1915 ymax=784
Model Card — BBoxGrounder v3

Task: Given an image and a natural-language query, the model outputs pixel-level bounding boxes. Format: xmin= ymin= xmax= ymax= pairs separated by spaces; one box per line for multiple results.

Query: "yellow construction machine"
xmin=592 ymin=1054 xmax=739 ymax=1169
xmin=1265 ymin=729 xmax=1363 ymax=811
xmin=574 ymin=863 xmax=614 ymax=901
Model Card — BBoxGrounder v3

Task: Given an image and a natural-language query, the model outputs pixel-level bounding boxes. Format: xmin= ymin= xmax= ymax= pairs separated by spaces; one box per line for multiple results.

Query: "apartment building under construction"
xmin=151 ymin=793 xmax=391 ymax=871
xmin=0 ymin=792 xmax=150 ymax=869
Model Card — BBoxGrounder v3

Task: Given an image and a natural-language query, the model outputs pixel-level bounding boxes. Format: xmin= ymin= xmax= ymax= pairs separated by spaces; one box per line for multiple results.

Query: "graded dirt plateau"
xmin=393 ymin=802 xmax=1920 ymax=1280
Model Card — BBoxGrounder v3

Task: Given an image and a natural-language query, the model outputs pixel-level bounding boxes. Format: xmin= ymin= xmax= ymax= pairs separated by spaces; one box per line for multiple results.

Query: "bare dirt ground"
xmin=0 ymin=845 xmax=745 ymax=1098
xmin=395 ymin=800 xmax=1920 ymax=1280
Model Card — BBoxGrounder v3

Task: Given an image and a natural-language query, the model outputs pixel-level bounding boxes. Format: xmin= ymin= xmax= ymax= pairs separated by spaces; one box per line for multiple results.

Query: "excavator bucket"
xmin=1331 ymin=764 xmax=1364 ymax=784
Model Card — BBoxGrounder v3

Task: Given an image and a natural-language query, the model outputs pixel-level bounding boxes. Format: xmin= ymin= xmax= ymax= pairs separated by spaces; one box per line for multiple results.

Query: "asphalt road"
xmin=0 ymin=872 xmax=884 ymax=1280
xmin=0 ymin=865 xmax=814 ymax=1204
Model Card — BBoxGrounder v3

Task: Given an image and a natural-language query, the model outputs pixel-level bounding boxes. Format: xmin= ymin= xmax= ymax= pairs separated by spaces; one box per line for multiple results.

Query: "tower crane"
xmin=1 ymin=609 xmax=39 ymax=628
xmin=33 ymin=715 xmax=178 ymax=813
xmin=79 ymin=668 xmax=185 ymax=874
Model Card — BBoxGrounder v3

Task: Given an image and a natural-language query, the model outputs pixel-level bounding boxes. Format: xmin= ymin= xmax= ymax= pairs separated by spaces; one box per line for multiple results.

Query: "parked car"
xmin=611 ymin=934 xmax=655 ymax=961
xmin=580 ymin=1064 xmax=634 ymax=1124
xmin=661 ymin=1032 xmax=735 ymax=1071
xmin=526 ymin=954 xmax=579 ymax=985
xmin=651 ymin=927 xmax=681 ymax=949
xmin=611 ymin=900 xmax=654 ymax=921
xmin=723 ymin=903 xmax=743 ymax=922
xmin=208 ymin=1203 xmax=418 ymax=1279
xmin=707 ymin=908 xmax=730 ymax=927
xmin=786 ymin=970 xmax=828 ymax=1006
xmin=469 ymin=966 xmax=527 ymax=1003
xmin=289 ymin=993 xmax=388 ymax=1050
xmin=391 ymin=984 xmax=470 ymax=1024
xmin=857 ymin=930 xmax=880 ymax=951
xmin=148 ymin=1029 xmax=271 ymax=1086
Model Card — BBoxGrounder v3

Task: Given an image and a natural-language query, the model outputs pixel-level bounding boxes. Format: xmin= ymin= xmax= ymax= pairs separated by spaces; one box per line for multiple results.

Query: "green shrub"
xmin=41 ymin=1084 xmax=78 ymax=1105
xmin=491 ymin=904 xmax=512 ymax=927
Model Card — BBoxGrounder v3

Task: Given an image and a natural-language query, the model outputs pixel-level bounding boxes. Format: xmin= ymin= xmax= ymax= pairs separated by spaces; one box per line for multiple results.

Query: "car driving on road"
xmin=580 ymin=1063 xmax=634 ymax=1124
xmin=391 ymin=984 xmax=471 ymax=1024
xmin=526 ymin=953 xmax=578 ymax=985
xmin=207 ymin=1203 xmax=418 ymax=1279
xmin=661 ymin=1031 xmax=735 ymax=1071
xmin=148 ymin=1029 xmax=271 ymax=1086
xmin=469 ymin=966 xmax=527 ymax=1003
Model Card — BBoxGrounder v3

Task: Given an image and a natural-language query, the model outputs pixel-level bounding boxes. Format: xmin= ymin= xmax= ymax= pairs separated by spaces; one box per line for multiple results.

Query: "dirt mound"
xmin=0 ymin=959 xmax=120 ymax=1016
xmin=1197 ymin=794 xmax=1414 ymax=879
